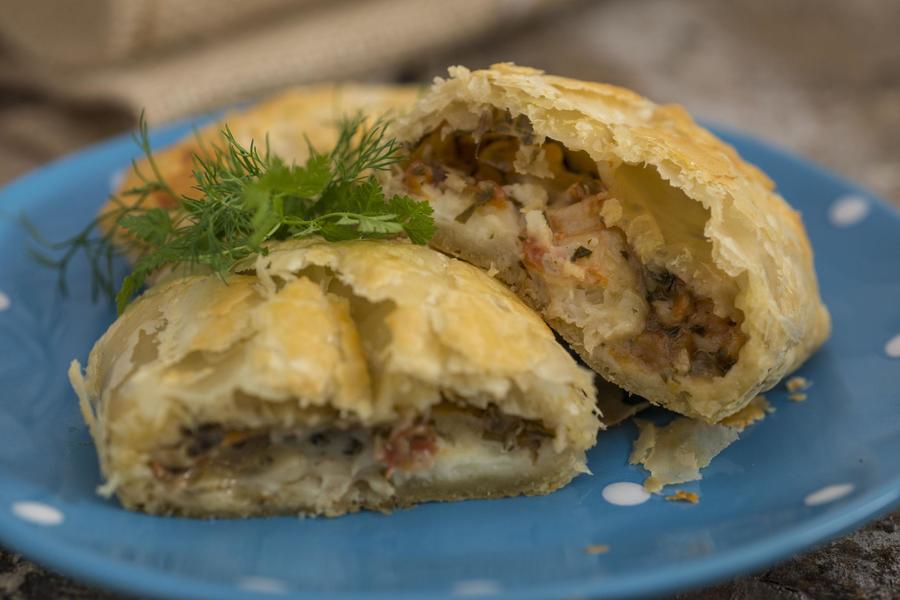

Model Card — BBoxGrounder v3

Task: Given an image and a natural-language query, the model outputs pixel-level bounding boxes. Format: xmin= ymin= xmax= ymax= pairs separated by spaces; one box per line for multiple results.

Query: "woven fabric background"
xmin=0 ymin=0 xmax=569 ymax=184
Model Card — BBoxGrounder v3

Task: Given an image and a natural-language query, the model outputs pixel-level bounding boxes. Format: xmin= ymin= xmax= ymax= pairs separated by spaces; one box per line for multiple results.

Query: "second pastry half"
xmin=386 ymin=64 xmax=830 ymax=422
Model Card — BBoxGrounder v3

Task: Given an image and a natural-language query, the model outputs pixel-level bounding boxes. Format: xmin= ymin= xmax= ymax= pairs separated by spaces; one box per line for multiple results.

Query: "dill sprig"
xmin=23 ymin=117 xmax=175 ymax=303
xmin=28 ymin=112 xmax=435 ymax=314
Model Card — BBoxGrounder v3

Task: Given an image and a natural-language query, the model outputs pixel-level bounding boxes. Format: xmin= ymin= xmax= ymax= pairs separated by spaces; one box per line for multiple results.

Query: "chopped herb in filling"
xmin=634 ymin=268 xmax=747 ymax=378
xmin=571 ymin=246 xmax=593 ymax=262
xmin=148 ymin=402 xmax=554 ymax=485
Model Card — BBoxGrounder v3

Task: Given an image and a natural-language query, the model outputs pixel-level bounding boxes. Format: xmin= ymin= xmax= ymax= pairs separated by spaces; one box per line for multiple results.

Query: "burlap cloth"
xmin=0 ymin=0 xmax=570 ymax=183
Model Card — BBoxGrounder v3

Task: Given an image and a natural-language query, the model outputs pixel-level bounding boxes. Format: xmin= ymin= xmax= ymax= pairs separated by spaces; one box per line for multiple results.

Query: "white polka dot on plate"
xmin=11 ymin=501 xmax=64 ymax=526
xmin=0 ymin=291 xmax=9 ymax=311
xmin=601 ymin=482 xmax=650 ymax=506
xmin=452 ymin=579 xmax=501 ymax=596
xmin=885 ymin=334 xmax=900 ymax=358
xmin=804 ymin=483 xmax=855 ymax=507
xmin=828 ymin=195 xmax=869 ymax=227
xmin=236 ymin=576 xmax=288 ymax=594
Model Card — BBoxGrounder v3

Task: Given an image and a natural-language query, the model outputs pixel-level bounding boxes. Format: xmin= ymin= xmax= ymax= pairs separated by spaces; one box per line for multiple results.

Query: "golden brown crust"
xmin=392 ymin=63 xmax=830 ymax=422
xmin=70 ymin=240 xmax=598 ymax=517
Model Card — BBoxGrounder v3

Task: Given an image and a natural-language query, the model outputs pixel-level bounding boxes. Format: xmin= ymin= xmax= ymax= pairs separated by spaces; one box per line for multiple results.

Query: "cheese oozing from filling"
xmin=396 ymin=109 xmax=747 ymax=379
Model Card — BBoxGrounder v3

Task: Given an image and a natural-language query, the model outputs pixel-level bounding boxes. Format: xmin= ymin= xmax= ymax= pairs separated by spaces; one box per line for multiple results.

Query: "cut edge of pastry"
xmin=71 ymin=240 xmax=599 ymax=518
xmin=386 ymin=63 xmax=831 ymax=423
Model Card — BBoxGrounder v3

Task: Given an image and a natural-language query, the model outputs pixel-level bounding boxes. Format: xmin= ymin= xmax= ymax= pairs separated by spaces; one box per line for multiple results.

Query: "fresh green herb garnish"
xmin=28 ymin=112 xmax=435 ymax=314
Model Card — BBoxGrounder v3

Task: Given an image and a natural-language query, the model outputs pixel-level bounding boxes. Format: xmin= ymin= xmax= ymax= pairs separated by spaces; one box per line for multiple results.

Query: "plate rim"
xmin=1 ymin=482 xmax=898 ymax=600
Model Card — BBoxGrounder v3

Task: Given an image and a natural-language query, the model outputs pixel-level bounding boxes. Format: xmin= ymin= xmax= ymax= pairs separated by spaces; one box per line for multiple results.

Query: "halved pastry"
xmin=69 ymin=240 xmax=598 ymax=517
xmin=385 ymin=63 xmax=831 ymax=422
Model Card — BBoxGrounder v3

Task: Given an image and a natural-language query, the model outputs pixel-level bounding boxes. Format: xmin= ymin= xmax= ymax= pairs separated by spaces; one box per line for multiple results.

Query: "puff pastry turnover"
xmin=385 ymin=64 xmax=830 ymax=422
xmin=70 ymin=240 xmax=598 ymax=517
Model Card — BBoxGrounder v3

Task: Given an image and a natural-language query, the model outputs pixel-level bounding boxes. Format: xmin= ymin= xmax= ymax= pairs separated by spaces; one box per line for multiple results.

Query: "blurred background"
xmin=0 ymin=0 xmax=897 ymax=598
xmin=0 ymin=0 xmax=898 ymax=205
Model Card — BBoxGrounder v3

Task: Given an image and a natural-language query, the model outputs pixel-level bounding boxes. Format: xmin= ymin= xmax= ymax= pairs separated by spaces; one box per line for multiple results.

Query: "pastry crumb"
xmin=786 ymin=376 xmax=811 ymax=393
xmin=788 ymin=392 xmax=808 ymax=402
xmin=629 ymin=418 xmax=738 ymax=493
xmin=666 ymin=490 xmax=699 ymax=504
xmin=584 ymin=544 xmax=610 ymax=555
xmin=486 ymin=262 xmax=500 ymax=277
xmin=719 ymin=395 xmax=772 ymax=431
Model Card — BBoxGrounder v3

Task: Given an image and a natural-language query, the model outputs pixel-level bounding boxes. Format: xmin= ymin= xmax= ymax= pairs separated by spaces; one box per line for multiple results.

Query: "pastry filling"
xmin=147 ymin=402 xmax=554 ymax=492
xmin=399 ymin=109 xmax=746 ymax=379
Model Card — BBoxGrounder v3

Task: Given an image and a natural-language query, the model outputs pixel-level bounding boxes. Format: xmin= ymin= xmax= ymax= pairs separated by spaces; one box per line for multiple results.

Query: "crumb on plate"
xmin=786 ymin=376 xmax=811 ymax=393
xmin=665 ymin=490 xmax=700 ymax=504
xmin=719 ymin=395 xmax=773 ymax=432
xmin=629 ymin=417 xmax=739 ymax=493
xmin=788 ymin=392 xmax=808 ymax=402
xmin=584 ymin=544 xmax=610 ymax=555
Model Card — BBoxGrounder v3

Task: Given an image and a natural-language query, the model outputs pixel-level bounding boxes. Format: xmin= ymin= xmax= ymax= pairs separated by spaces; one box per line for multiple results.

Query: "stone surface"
xmin=676 ymin=511 xmax=900 ymax=600
xmin=1 ymin=0 xmax=898 ymax=598
xmin=0 ymin=552 xmax=127 ymax=599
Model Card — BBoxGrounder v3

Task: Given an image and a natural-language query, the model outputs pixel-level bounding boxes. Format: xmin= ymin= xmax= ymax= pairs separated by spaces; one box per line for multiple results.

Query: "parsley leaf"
xmin=388 ymin=194 xmax=437 ymax=244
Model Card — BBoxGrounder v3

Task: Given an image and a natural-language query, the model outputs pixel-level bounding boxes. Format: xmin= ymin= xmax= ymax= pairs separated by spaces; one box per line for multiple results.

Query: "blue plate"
xmin=0 ymin=118 xmax=899 ymax=600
